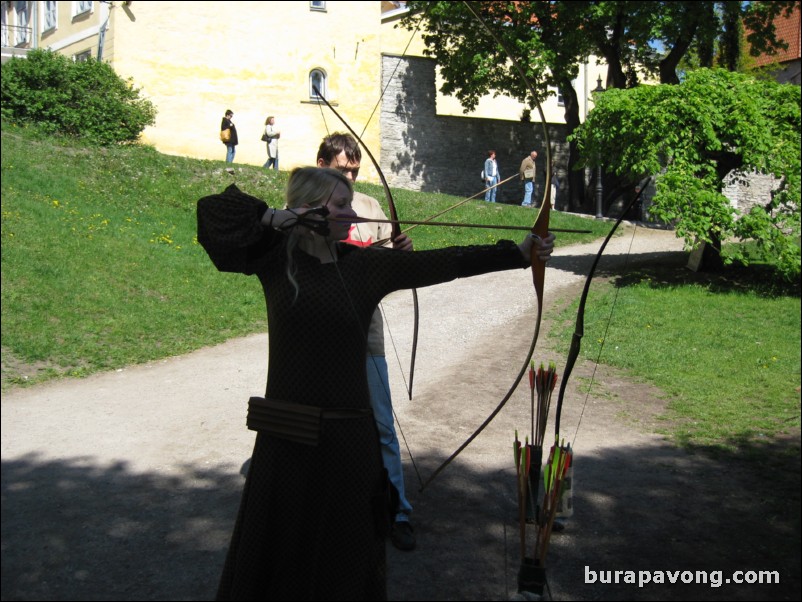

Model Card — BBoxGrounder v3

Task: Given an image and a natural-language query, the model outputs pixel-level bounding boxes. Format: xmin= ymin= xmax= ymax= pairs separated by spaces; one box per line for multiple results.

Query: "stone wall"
xmin=380 ymin=54 xmax=570 ymax=205
xmin=616 ymin=171 xmax=780 ymax=226
xmin=722 ymin=170 xmax=783 ymax=215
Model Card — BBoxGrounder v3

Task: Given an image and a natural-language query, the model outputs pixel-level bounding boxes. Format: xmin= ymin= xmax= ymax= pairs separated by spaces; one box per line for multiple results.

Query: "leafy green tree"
xmin=572 ymin=68 xmax=800 ymax=278
xmin=1 ymin=49 xmax=156 ymax=145
xmin=403 ymin=1 xmax=597 ymax=209
xmin=403 ymin=1 xmax=796 ymax=209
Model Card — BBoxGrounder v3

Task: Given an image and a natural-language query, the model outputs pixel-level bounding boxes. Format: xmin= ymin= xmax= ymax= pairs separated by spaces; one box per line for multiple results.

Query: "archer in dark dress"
xmin=197 ymin=167 xmax=555 ymax=601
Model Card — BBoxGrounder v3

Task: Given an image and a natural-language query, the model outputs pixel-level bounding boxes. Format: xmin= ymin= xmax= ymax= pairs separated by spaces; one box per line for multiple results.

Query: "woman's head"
xmin=265 ymin=115 xmax=275 ymax=125
xmin=286 ymin=167 xmax=355 ymax=241
xmin=286 ymin=167 xmax=352 ymax=209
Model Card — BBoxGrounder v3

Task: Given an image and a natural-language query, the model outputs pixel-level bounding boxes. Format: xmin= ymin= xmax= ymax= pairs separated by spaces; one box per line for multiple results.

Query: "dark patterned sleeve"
xmin=447 ymin=240 xmax=529 ymax=279
xmin=196 ymin=184 xmax=277 ymax=274
xmin=359 ymin=240 xmax=529 ymax=295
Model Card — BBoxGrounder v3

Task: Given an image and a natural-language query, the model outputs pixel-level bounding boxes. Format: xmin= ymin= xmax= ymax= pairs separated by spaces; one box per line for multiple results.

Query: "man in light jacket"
xmin=519 ymin=150 xmax=538 ymax=207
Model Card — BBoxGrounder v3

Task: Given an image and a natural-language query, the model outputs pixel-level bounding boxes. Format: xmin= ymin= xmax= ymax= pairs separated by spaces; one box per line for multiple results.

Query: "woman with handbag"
xmin=262 ymin=115 xmax=280 ymax=170
xmin=220 ymin=110 xmax=238 ymax=163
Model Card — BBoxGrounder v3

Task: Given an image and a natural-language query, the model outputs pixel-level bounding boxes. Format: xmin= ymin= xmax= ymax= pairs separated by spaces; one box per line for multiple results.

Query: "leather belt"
xmin=246 ymin=397 xmax=372 ymax=446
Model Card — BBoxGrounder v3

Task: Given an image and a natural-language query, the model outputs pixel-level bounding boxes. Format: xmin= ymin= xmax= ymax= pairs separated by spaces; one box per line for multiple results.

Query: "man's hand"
xmin=392 ymin=233 xmax=413 ymax=252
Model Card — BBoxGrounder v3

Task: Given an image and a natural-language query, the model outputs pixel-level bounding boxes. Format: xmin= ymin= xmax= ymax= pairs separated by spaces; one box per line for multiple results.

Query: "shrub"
xmin=1 ymin=49 xmax=156 ymax=145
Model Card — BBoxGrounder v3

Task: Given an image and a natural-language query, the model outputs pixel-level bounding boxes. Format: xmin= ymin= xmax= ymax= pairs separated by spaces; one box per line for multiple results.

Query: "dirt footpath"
xmin=2 ymin=226 xmax=799 ymax=601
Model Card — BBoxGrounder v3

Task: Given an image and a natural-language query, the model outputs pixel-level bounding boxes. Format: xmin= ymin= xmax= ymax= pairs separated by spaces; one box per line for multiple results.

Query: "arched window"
xmin=309 ymin=69 xmax=326 ymax=100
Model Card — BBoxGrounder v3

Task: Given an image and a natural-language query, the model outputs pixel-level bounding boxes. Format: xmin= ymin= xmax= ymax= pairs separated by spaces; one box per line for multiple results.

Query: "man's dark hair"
xmin=316 ymin=132 xmax=362 ymax=164
xmin=225 ymin=110 xmax=233 ymax=117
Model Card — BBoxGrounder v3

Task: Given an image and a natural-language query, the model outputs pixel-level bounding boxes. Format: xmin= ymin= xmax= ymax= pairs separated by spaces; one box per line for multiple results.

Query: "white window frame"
xmin=72 ymin=0 xmax=92 ymax=18
xmin=310 ymin=1 xmax=326 ymax=12
xmin=14 ymin=0 xmax=30 ymax=45
xmin=556 ymin=79 xmax=577 ymax=107
xmin=1 ymin=6 xmax=7 ymax=48
xmin=42 ymin=0 xmax=57 ymax=32
xmin=554 ymin=86 xmax=564 ymax=107
xmin=309 ymin=68 xmax=327 ymax=100
xmin=74 ymin=48 xmax=91 ymax=61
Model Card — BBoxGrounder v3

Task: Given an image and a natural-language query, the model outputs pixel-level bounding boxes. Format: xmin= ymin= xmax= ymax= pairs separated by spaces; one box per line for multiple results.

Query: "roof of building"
xmin=750 ymin=4 xmax=801 ymax=67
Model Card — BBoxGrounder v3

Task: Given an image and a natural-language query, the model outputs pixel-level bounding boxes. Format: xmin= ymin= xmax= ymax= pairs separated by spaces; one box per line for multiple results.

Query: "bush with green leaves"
xmin=1 ymin=48 xmax=156 ymax=145
xmin=572 ymin=68 xmax=801 ymax=281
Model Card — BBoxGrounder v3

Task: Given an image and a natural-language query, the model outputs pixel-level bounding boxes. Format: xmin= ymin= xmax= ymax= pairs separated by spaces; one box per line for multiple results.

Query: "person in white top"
xmin=263 ymin=115 xmax=280 ymax=170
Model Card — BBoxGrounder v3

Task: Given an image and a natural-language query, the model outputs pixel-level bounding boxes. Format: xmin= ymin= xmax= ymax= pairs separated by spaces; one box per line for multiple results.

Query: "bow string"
xmin=313 ymin=86 xmax=422 ymax=403
xmin=554 ymin=180 xmax=652 ymax=441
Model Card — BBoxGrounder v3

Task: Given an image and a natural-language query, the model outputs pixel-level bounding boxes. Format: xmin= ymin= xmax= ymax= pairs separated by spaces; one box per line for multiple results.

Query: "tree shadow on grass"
xmin=550 ymin=245 xmax=800 ymax=300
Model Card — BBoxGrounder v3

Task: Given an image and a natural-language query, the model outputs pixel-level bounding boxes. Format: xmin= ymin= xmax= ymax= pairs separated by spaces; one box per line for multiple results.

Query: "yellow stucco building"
xmin=2 ymin=1 xmax=607 ymax=186
xmin=3 ymin=1 xmax=392 ymax=180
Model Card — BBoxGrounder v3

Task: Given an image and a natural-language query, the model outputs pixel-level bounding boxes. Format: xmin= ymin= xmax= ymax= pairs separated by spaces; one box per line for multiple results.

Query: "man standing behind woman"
xmin=221 ymin=110 xmax=238 ymax=163
xmin=519 ymin=150 xmax=538 ymax=207
xmin=263 ymin=115 xmax=280 ymax=170
xmin=316 ymin=132 xmax=417 ymax=552
xmin=483 ymin=150 xmax=500 ymax=203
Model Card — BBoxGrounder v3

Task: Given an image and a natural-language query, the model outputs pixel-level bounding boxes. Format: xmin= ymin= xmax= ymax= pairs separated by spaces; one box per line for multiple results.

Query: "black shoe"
xmin=390 ymin=520 xmax=416 ymax=551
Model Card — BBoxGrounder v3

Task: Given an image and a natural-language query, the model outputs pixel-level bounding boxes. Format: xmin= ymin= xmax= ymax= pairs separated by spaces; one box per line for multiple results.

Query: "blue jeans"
xmin=366 ymin=355 xmax=412 ymax=522
xmin=522 ymin=181 xmax=534 ymax=206
xmin=484 ymin=176 xmax=498 ymax=202
xmin=263 ymin=156 xmax=278 ymax=170
xmin=225 ymin=144 xmax=236 ymax=163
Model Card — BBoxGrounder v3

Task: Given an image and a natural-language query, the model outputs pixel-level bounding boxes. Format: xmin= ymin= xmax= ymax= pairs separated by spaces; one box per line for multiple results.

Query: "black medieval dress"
xmin=197 ymin=185 xmax=527 ymax=601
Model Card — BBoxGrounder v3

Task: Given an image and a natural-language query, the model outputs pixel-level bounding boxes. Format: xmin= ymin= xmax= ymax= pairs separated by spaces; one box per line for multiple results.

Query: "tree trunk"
xmin=659 ymin=24 xmax=698 ymax=84
xmin=560 ymin=83 xmax=585 ymax=211
xmin=596 ymin=9 xmax=629 ymax=90
xmin=688 ymin=235 xmax=724 ymax=272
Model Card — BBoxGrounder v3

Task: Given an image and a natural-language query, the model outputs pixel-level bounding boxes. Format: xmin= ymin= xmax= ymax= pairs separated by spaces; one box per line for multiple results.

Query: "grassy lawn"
xmin=549 ymin=254 xmax=800 ymax=453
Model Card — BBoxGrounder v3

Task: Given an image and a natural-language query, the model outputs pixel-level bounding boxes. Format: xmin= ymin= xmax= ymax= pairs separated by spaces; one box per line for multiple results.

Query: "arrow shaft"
xmin=330 ymin=216 xmax=589 ymax=234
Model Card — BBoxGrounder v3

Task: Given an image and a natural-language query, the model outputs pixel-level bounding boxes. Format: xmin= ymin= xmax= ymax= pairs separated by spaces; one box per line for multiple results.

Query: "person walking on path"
xmin=484 ymin=150 xmax=500 ymax=203
xmin=221 ymin=110 xmax=238 ymax=164
xmin=263 ymin=116 xmax=280 ymax=170
xmin=519 ymin=150 xmax=537 ymax=207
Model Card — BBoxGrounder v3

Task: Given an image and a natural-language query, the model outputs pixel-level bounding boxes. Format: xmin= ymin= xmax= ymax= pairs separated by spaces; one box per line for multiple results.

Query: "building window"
xmin=310 ymin=1 xmax=326 ymax=11
xmin=310 ymin=69 xmax=327 ymax=100
xmin=555 ymin=79 xmax=577 ymax=107
xmin=14 ymin=1 xmax=30 ymax=45
xmin=72 ymin=0 xmax=92 ymax=17
xmin=43 ymin=0 xmax=57 ymax=32
xmin=74 ymin=48 xmax=91 ymax=61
